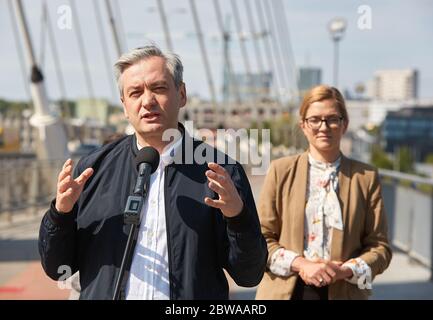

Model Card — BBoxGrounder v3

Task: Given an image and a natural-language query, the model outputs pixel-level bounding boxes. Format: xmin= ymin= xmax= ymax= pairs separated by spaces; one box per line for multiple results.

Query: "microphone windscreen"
xmin=135 ymin=146 xmax=160 ymax=173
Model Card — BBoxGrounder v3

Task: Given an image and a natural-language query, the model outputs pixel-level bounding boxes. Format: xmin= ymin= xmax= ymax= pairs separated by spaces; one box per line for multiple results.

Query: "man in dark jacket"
xmin=38 ymin=45 xmax=267 ymax=300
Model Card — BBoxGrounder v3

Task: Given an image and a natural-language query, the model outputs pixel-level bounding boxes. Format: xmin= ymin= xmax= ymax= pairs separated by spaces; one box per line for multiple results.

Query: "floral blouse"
xmin=269 ymin=154 xmax=372 ymax=289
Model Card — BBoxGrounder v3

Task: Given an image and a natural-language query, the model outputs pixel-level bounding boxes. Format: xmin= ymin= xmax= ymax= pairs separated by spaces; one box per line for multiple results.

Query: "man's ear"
xmin=120 ymin=96 xmax=128 ymax=119
xmin=179 ymin=82 xmax=187 ymax=108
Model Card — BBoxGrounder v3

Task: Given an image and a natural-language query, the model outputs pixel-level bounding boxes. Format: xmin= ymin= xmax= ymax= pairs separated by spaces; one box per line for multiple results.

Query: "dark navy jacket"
xmin=38 ymin=128 xmax=267 ymax=300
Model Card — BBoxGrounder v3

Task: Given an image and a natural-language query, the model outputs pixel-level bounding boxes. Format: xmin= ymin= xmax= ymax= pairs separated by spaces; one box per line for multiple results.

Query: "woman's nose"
xmin=318 ymin=120 xmax=330 ymax=130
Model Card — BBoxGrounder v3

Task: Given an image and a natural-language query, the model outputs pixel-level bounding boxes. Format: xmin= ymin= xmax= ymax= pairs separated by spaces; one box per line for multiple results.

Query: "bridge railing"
xmin=379 ymin=169 xmax=433 ymax=272
xmin=2 ymin=156 xmax=433 ymax=275
xmin=0 ymin=158 xmax=71 ymax=221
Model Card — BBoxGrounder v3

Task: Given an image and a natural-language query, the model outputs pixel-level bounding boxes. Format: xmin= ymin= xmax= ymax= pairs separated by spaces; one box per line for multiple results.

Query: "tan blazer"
xmin=255 ymin=152 xmax=392 ymax=300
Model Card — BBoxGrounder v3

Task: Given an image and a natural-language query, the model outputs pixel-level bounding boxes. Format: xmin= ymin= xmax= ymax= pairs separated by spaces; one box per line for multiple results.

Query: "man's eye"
xmin=130 ymin=92 xmax=141 ymax=97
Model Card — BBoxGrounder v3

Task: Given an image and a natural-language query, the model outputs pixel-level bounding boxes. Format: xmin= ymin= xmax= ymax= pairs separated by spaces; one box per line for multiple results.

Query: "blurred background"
xmin=1 ymin=0 xmax=433 ymax=299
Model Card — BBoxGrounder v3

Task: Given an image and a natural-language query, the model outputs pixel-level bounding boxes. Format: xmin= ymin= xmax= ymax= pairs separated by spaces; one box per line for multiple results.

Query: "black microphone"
xmin=113 ymin=146 xmax=160 ymax=300
xmin=124 ymin=147 xmax=160 ymax=225
xmin=133 ymin=147 xmax=160 ymax=196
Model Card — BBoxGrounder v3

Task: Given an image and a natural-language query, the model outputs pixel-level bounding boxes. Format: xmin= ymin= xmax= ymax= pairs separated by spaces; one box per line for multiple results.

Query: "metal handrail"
xmin=379 ymin=168 xmax=433 ymax=186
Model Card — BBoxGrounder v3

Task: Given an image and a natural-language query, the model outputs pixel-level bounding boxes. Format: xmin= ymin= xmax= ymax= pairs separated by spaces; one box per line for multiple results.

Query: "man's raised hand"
xmin=204 ymin=162 xmax=243 ymax=218
xmin=55 ymin=159 xmax=94 ymax=213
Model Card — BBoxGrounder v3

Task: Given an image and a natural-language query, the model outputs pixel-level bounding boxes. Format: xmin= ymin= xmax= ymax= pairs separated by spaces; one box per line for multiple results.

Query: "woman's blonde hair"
xmin=299 ymin=85 xmax=348 ymax=121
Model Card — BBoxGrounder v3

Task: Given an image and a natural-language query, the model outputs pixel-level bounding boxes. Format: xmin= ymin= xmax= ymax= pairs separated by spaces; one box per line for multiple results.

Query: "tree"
xmin=371 ymin=145 xmax=393 ymax=170
xmin=0 ymin=99 xmax=30 ymax=116
xmin=396 ymin=146 xmax=414 ymax=174
xmin=425 ymin=153 xmax=433 ymax=165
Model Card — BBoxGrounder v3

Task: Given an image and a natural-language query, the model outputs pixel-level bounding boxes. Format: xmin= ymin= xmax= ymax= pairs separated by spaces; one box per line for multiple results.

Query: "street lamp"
xmin=328 ymin=17 xmax=347 ymax=89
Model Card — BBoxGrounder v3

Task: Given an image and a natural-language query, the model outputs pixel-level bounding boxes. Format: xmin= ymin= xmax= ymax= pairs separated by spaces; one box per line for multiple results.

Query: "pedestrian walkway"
xmin=371 ymin=250 xmax=433 ymax=299
xmin=228 ymin=250 xmax=433 ymax=300
xmin=0 ymin=261 xmax=70 ymax=300
xmin=1 ymin=176 xmax=432 ymax=299
xmin=0 ymin=209 xmax=70 ymax=300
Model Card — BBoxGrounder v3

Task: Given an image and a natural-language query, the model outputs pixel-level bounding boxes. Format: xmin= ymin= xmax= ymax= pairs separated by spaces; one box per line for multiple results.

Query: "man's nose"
xmin=141 ymin=91 xmax=157 ymax=110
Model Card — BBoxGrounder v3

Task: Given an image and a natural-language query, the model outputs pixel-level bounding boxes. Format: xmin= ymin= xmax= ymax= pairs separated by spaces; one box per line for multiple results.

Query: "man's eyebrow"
xmin=126 ymin=85 xmax=142 ymax=93
xmin=126 ymin=81 xmax=168 ymax=93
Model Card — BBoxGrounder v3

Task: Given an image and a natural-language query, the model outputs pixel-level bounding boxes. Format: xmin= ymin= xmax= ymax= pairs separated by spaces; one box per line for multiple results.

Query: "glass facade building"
xmin=383 ymin=107 xmax=433 ymax=161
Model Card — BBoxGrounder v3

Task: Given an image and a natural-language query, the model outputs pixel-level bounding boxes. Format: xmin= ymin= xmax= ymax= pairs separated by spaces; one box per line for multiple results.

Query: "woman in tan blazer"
xmin=256 ymin=85 xmax=392 ymax=300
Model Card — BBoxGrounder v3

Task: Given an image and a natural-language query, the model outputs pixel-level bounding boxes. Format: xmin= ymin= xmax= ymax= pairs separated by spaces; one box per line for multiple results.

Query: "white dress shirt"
xmin=125 ymin=135 xmax=182 ymax=300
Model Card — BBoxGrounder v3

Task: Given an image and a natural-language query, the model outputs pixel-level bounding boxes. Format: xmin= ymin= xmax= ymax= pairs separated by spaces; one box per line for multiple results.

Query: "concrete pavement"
xmin=1 ymin=174 xmax=432 ymax=299
xmin=228 ymin=250 xmax=433 ymax=300
xmin=0 ymin=210 xmax=71 ymax=300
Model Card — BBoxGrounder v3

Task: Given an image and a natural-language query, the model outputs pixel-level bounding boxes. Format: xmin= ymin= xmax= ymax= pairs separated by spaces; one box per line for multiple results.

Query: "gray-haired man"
xmin=39 ymin=45 xmax=267 ymax=300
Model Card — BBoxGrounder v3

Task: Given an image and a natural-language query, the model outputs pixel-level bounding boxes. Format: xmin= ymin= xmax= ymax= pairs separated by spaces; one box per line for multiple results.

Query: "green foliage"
xmin=248 ymin=113 xmax=306 ymax=149
xmin=0 ymin=98 xmax=82 ymax=119
xmin=424 ymin=153 xmax=433 ymax=165
xmin=370 ymin=145 xmax=393 ymax=170
xmin=371 ymin=144 xmax=416 ymax=174
xmin=57 ymin=100 xmax=76 ymax=118
xmin=418 ymin=183 xmax=433 ymax=195
xmin=396 ymin=146 xmax=415 ymax=174
xmin=0 ymin=99 xmax=30 ymax=116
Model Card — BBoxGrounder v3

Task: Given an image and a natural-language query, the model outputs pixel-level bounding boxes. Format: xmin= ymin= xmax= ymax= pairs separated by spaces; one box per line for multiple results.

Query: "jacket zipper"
xmin=164 ymin=165 xmax=174 ymax=300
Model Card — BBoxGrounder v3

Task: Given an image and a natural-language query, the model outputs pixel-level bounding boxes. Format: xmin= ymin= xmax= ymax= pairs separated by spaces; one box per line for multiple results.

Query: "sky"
xmin=0 ymin=0 xmax=432 ymax=105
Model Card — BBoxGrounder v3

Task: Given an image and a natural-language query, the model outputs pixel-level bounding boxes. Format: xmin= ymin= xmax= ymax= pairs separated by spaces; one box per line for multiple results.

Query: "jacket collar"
xmin=292 ymin=152 xmax=308 ymax=254
xmin=292 ymin=151 xmax=351 ymax=259
xmin=130 ymin=122 xmax=187 ymax=160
